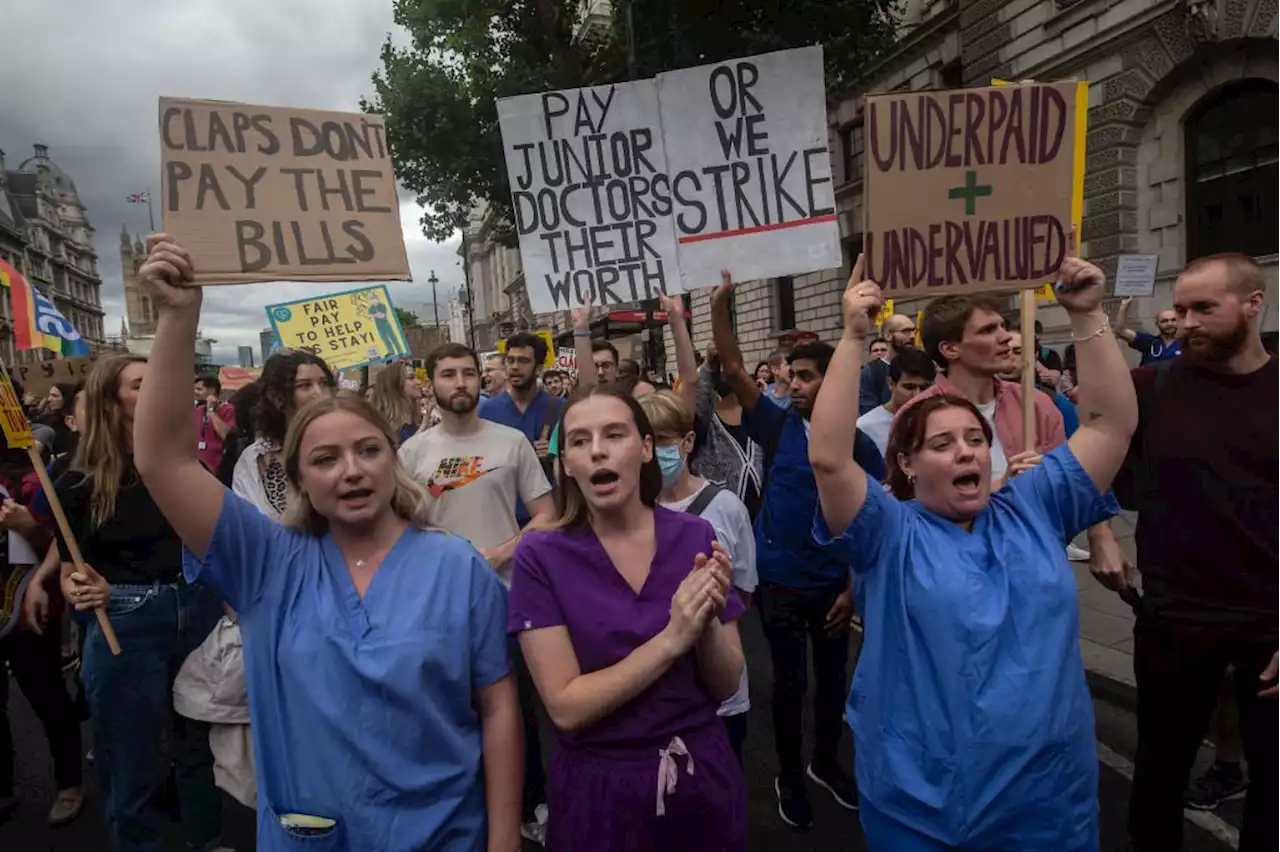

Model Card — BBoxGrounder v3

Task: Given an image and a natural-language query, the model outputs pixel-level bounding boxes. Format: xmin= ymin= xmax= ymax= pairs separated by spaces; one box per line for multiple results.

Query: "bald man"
xmin=858 ymin=313 xmax=918 ymax=415
xmin=1115 ymin=297 xmax=1181 ymax=364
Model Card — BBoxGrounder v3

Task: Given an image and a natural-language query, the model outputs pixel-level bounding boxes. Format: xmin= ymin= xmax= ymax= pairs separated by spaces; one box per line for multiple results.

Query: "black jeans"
xmin=757 ymin=582 xmax=849 ymax=779
xmin=509 ymin=637 xmax=546 ymax=822
xmin=1128 ymin=609 xmax=1277 ymax=852
xmin=0 ymin=625 xmax=84 ymax=796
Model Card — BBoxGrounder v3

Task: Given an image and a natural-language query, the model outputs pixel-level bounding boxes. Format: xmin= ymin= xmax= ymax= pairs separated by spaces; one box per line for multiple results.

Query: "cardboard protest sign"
xmin=217 ymin=365 xmax=262 ymax=391
xmin=14 ymin=356 xmax=96 ymax=398
xmin=266 ymin=285 xmax=409 ymax=371
xmin=159 ymin=97 xmax=410 ymax=285
xmin=862 ymin=80 xmax=1087 ymax=295
xmin=497 ymin=81 xmax=682 ymax=313
xmin=336 ymin=367 xmax=366 ymax=391
xmin=657 ymin=46 xmax=840 ymax=289
xmin=553 ymin=347 xmax=578 ymax=376
xmin=0 ymin=367 xmax=34 ymax=449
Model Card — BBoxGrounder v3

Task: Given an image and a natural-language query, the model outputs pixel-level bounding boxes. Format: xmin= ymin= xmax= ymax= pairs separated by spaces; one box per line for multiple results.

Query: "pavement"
xmin=1075 ymin=509 xmax=1143 ymax=710
xmin=1 ymin=598 xmax=1243 ymax=852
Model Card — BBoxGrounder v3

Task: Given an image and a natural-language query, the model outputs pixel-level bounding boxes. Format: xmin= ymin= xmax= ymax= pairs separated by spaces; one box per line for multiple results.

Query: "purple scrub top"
xmin=508 ymin=506 xmax=744 ymax=751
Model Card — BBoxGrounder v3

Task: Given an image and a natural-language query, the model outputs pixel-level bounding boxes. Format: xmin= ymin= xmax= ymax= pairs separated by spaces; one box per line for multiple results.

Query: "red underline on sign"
xmin=677 ymin=215 xmax=839 ymax=244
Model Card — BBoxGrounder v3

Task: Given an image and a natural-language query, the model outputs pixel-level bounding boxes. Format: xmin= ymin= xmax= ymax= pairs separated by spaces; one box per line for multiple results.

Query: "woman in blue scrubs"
xmin=808 ymin=248 xmax=1137 ymax=851
xmin=129 ymin=235 xmax=524 ymax=852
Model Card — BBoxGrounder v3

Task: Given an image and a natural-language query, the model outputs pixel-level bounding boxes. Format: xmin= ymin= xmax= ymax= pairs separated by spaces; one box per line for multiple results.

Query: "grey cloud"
xmin=0 ymin=0 xmax=447 ymax=362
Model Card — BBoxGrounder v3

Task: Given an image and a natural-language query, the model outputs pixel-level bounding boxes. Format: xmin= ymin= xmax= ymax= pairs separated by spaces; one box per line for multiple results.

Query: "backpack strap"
xmin=686 ymin=484 xmax=724 ymax=517
xmin=539 ymin=392 xmax=562 ymax=442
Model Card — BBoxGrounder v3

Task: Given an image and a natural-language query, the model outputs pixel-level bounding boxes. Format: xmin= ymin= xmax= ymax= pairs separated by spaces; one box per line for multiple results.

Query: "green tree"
xmin=367 ymin=0 xmax=898 ymax=241
xmin=395 ymin=307 xmax=422 ymax=329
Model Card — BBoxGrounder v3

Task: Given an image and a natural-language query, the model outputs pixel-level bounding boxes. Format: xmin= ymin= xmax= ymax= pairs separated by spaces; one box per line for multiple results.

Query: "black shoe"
xmin=1184 ymin=761 xmax=1248 ymax=811
xmin=774 ymin=775 xmax=812 ymax=830
xmin=807 ymin=760 xmax=859 ymax=810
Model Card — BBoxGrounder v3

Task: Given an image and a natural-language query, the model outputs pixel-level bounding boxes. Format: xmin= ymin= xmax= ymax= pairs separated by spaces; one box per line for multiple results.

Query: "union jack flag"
xmin=126 ymin=192 xmax=150 ymax=203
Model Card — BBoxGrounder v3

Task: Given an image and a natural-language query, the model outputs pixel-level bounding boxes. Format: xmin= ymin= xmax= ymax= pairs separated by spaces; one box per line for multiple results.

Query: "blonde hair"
xmin=369 ymin=361 xmax=416 ymax=433
xmin=637 ymin=389 xmax=694 ymax=439
xmin=72 ymin=354 xmax=147 ymax=529
xmin=280 ymin=392 xmax=432 ymax=534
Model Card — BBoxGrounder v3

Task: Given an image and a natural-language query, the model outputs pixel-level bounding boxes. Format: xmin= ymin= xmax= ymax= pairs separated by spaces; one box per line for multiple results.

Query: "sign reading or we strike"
xmin=862 ymin=80 xmax=1087 ymax=296
xmin=497 ymin=46 xmax=840 ymax=314
xmin=266 ymin=284 xmax=410 ymax=371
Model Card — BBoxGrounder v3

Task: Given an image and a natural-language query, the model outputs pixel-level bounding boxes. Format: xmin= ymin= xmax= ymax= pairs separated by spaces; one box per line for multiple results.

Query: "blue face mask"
xmin=655 ymin=444 xmax=684 ymax=486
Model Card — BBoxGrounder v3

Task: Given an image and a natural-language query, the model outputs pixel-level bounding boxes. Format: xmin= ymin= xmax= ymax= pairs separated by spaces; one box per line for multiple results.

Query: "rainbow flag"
xmin=0 ymin=259 xmax=90 ymax=356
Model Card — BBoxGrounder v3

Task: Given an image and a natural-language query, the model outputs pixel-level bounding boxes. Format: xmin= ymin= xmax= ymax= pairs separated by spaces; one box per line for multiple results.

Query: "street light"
xmin=428 ymin=270 xmax=440 ymax=330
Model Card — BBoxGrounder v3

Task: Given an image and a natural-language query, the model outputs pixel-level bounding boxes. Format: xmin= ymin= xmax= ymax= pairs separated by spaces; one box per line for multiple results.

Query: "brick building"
xmin=664 ymin=0 xmax=1277 ymax=367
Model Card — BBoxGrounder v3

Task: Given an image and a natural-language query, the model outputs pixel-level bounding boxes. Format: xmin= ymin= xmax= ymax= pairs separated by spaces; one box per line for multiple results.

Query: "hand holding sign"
xmin=841 ymin=253 xmax=883 ymax=342
xmin=1053 ymin=227 xmax=1105 ymax=314
xmin=140 ymin=235 xmax=202 ymax=311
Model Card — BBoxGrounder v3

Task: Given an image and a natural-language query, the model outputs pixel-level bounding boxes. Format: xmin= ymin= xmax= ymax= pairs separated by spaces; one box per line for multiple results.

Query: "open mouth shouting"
xmin=587 ymin=468 xmax=621 ymax=497
xmin=338 ymin=486 xmax=375 ymax=509
xmin=952 ymin=470 xmax=982 ymax=498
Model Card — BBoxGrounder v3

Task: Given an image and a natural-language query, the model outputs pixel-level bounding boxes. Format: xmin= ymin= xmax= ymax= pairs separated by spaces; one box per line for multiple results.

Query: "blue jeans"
xmin=81 ymin=581 xmax=223 ymax=852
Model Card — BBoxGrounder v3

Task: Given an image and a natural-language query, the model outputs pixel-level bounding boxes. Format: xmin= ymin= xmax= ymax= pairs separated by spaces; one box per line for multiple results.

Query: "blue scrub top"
xmin=185 ymin=490 xmax=509 ymax=852
xmin=1129 ymin=331 xmax=1181 ymax=365
xmin=815 ymin=446 xmax=1118 ymax=849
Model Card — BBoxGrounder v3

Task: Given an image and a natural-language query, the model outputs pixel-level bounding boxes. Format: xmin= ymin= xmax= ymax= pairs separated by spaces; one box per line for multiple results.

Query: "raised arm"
xmin=1059 ymin=251 xmax=1139 ymax=492
xmin=132 ymin=235 xmax=226 ymax=558
xmin=570 ymin=301 xmax=596 ymax=391
xmin=810 ymin=254 xmax=881 ymax=534
xmin=659 ymin=292 xmax=699 ymax=412
xmin=1112 ymin=296 xmax=1138 ymax=344
xmin=709 ymin=271 xmax=762 ymax=411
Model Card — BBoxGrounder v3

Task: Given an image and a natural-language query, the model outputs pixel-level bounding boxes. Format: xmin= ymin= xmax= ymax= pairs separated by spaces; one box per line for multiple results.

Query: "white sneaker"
xmin=1066 ymin=543 xmax=1091 ymax=562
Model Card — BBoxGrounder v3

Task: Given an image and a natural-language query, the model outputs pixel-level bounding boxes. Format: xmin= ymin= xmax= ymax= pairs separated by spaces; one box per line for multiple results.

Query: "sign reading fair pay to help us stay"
xmin=497 ymin=46 xmax=841 ymax=314
xmin=266 ymin=285 xmax=410 ymax=371
xmin=862 ymin=80 xmax=1086 ymax=296
xmin=159 ymin=97 xmax=411 ymax=285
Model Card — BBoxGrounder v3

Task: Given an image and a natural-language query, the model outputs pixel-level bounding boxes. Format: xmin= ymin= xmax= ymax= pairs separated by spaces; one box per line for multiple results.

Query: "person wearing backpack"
xmin=642 ymin=390 xmax=757 ymax=764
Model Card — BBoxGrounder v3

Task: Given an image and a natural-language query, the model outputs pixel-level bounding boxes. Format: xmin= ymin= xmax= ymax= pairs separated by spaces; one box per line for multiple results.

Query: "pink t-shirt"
xmin=195 ymin=402 xmax=236 ymax=471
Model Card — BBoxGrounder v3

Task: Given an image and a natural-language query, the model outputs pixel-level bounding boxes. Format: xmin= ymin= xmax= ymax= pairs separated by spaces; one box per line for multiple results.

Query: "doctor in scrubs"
xmin=130 ymin=235 xmax=524 ymax=852
xmin=808 ymin=248 xmax=1137 ymax=851
xmin=510 ymin=386 xmax=748 ymax=851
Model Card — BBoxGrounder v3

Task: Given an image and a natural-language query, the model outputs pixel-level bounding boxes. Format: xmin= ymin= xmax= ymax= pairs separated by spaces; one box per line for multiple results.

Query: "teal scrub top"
xmin=815 ymin=446 xmax=1118 ymax=848
xmin=184 ymin=490 xmax=509 ymax=851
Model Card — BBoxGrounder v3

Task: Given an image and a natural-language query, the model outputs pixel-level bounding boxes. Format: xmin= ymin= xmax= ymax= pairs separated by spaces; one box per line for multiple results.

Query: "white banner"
xmin=656 ymin=45 xmax=840 ymax=289
xmin=498 ymin=46 xmax=840 ymax=312
xmin=498 ymin=80 xmax=682 ymax=314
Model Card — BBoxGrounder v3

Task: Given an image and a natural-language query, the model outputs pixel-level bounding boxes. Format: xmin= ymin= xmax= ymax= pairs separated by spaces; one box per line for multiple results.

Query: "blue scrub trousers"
xmin=860 ymin=802 xmax=1100 ymax=852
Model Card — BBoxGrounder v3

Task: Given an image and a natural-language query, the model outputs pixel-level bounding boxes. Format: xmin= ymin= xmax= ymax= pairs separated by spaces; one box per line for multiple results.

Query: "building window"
xmin=1185 ymin=79 xmax=1279 ymax=259
xmin=841 ymin=122 xmax=864 ymax=185
xmin=939 ymin=61 xmax=963 ymax=90
xmin=774 ymin=276 xmax=796 ymax=332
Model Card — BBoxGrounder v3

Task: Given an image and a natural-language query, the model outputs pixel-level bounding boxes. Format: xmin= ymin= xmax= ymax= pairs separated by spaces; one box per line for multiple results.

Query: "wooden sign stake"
xmin=1019 ymin=288 xmax=1038 ymax=453
xmin=27 ymin=445 xmax=121 ymax=655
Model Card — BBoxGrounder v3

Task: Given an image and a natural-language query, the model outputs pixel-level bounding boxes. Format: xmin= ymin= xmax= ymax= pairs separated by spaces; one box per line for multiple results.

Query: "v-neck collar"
xmin=322 ymin=525 xmax=416 ymax=638
xmin=585 ymin=508 xmax=665 ymax=599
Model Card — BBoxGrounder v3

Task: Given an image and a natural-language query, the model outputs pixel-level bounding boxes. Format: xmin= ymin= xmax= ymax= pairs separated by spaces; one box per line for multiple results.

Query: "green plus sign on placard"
xmin=948 ymin=170 xmax=993 ymax=216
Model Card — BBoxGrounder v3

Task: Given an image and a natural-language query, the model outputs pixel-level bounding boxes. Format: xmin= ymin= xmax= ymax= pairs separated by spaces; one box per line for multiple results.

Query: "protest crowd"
xmin=0 ymin=47 xmax=1275 ymax=852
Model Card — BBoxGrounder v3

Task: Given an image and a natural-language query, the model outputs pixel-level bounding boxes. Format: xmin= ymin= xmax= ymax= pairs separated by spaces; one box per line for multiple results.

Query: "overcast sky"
xmin=0 ymin=0 xmax=461 ymax=364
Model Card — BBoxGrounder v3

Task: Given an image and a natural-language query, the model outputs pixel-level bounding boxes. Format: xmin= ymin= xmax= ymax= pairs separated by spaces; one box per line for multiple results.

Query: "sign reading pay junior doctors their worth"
xmin=656 ymin=45 xmax=841 ymax=289
xmin=498 ymin=80 xmax=682 ymax=314
xmin=496 ymin=46 xmax=841 ymax=314
xmin=159 ymin=98 xmax=411 ymax=285
xmin=266 ymin=285 xmax=410 ymax=371
xmin=862 ymin=80 xmax=1086 ymax=295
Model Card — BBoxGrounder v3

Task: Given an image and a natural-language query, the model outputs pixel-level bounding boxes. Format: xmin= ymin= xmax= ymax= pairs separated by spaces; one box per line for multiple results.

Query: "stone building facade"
xmin=457 ymin=200 xmax=530 ymax=351
xmin=664 ymin=0 xmax=1278 ymax=367
xmin=0 ymin=145 xmax=108 ymax=363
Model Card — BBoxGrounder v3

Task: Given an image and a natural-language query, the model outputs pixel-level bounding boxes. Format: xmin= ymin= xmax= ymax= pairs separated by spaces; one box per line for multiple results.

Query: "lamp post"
xmin=428 ymin=270 xmax=440 ymax=330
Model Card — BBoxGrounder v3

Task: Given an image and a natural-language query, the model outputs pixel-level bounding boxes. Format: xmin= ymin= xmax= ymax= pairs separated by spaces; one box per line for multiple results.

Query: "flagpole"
xmin=147 ymin=190 xmax=155 ymax=232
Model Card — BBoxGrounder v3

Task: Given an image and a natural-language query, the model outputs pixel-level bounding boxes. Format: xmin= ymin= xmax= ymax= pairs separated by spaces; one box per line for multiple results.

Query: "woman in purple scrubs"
xmin=509 ymin=386 xmax=748 ymax=852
